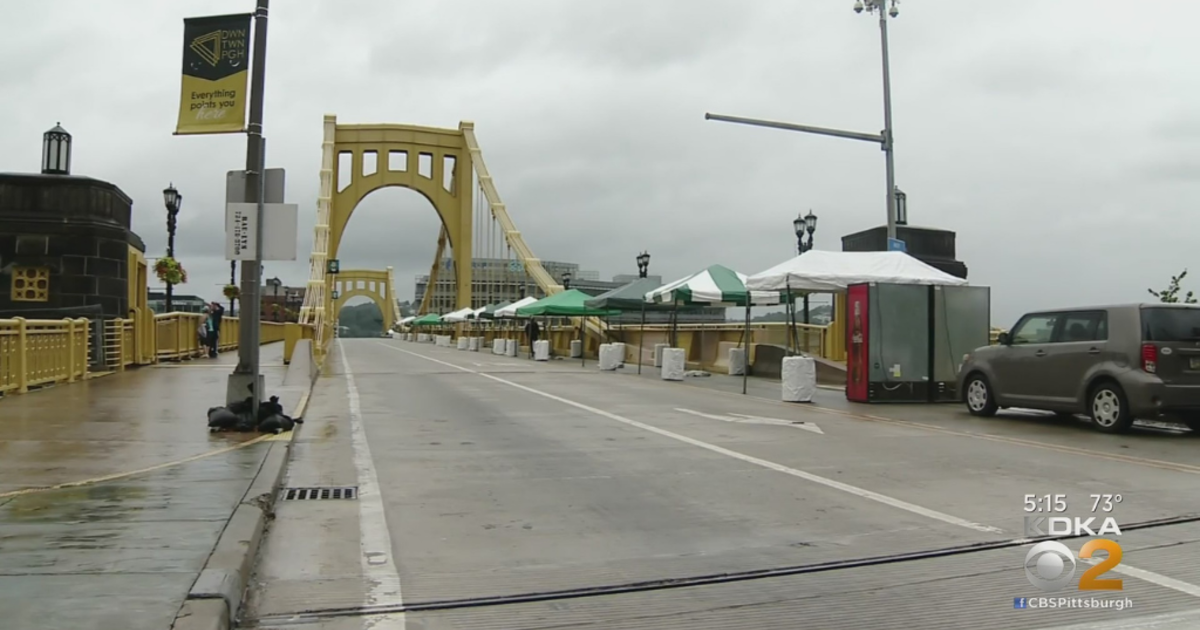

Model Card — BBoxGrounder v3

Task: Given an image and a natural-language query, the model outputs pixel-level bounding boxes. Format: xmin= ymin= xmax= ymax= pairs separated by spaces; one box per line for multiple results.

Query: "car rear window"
xmin=1142 ymin=307 xmax=1200 ymax=342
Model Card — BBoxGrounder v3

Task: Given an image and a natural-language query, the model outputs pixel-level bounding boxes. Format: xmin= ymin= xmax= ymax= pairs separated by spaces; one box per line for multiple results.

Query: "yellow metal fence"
xmin=1 ymin=313 xmax=299 ymax=397
xmin=0 ymin=318 xmax=90 ymax=395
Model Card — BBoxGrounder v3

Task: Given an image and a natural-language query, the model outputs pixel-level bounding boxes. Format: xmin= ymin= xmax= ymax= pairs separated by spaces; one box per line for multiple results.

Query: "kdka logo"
xmin=1024 ymin=516 xmax=1121 ymax=537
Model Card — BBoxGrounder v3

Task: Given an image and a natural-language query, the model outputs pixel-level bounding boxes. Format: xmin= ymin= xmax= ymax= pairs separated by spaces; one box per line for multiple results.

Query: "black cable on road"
xmin=242 ymin=512 xmax=1200 ymax=626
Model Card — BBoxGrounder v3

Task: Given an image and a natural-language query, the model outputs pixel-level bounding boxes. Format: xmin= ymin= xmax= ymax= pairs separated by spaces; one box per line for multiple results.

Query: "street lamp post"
xmin=561 ymin=272 xmax=572 ymax=290
xmin=794 ymin=211 xmax=817 ymax=255
xmin=162 ymin=184 xmax=182 ymax=312
xmin=635 ymin=251 xmax=652 ymax=375
xmin=793 ymin=211 xmax=818 ymax=325
xmin=267 ymin=277 xmax=282 ymax=321
xmin=705 ymin=0 xmax=904 ymax=242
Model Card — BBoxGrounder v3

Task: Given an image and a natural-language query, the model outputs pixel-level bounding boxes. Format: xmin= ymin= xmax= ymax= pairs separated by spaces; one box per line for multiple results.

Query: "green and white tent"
xmin=646 ymin=264 xmax=782 ymax=307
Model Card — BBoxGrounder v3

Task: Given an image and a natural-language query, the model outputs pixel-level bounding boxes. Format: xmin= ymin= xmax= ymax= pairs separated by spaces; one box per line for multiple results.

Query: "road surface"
xmin=241 ymin=338 xmax=1200 ymax=629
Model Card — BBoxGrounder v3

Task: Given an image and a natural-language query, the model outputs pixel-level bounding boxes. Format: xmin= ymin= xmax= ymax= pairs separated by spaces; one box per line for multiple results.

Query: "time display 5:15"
xmin=1024 ymin=494 xmax=1067 ymax=513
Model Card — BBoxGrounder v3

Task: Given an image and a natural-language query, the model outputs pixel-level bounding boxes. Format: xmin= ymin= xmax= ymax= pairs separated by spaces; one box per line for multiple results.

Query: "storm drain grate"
xmin=281 ymin=487 xmax=358 ymax=501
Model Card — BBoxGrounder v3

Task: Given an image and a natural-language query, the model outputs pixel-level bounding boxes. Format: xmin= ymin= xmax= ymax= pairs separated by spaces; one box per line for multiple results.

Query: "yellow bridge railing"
xmin=1 ymin=313 xmax=301 ymax=397
xmin=0 ymin=318 xmax=91 ymax=395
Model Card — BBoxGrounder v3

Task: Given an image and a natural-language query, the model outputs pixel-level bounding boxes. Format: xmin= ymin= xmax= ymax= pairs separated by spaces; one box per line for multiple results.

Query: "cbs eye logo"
xmin=1025 ymin=540 xmax=1124 ymax=592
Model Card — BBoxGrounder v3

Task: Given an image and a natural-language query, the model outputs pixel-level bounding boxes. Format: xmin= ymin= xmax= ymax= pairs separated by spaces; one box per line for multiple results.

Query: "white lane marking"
xmin=729 ymin=412 xmax=825 ymax=435
xmin=675 ymin=408 xmax=825 ymax=435
xmin=1081 ymin=556 xmax=1200 ymax=598
xmin=339 ymin=341 xmax=406 ymax=629
xmin=377 ymin=343 xmax=999 ymax=534
xmin=376 ymin=342 xmax=1200 ymax=600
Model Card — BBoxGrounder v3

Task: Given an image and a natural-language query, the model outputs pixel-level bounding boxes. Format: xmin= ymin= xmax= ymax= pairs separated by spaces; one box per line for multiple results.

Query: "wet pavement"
xmin=243 ymin=339 xmax=1200 ymax=630
xmin=0 ymin=344 xmax=301 ymax=630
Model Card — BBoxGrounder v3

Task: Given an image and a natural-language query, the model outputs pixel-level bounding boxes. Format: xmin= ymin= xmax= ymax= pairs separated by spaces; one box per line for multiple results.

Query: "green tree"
xmin=337 ymin=302 xmax=385 ymax=337
xmin=1148 ymin=269 xmax=1198 ymax=304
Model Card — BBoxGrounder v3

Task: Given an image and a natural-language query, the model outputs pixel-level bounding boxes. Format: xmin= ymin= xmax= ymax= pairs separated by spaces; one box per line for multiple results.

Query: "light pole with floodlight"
xmin=706 ymin=0 xmax=904 ymax=243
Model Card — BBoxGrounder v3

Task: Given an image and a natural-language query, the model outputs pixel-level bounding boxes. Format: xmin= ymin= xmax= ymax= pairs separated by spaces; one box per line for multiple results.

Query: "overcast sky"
xmin=3 ymin=0 xmax=1197 ymax=326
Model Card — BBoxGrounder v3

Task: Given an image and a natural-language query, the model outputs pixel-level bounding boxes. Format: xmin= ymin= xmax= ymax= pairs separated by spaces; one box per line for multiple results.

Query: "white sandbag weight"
xmin=598 ymin=344 xmax=618 ymax=371
xmin=728 ymin=347 xmax=746 ymax=376
xmin=570 ymin=340 xmax=582 ymax=358
xmin=457 ymin=337 xmax=469 ymax=350
xmin=660 ymin=348 xmax=685 ymax=381
xmin=505 ymin=339 xmax=518 ymax=357
xmin=781 ymin=356 xmax=816 ymax=403
xmin=654 ymin=343 xmax=668 ymax=367
xmin=469 ymin=337 xmax=480 ymax=351
xmin=533 ymin=340 xmax=550 ymax=361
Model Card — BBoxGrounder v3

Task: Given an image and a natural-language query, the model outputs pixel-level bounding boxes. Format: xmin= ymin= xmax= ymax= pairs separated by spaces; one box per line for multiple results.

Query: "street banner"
xmin=225 ymin=203 xmax=299 ymax=261
xmin=175 ymin=13 xmax=252 ymax=135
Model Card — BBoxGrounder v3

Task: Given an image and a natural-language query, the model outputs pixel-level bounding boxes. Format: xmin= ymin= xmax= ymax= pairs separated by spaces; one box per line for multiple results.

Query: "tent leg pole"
xmin=742 ymin=302 xmax=751 ymax=395
xmin=638 ymin=302 xmax=645 ymax=375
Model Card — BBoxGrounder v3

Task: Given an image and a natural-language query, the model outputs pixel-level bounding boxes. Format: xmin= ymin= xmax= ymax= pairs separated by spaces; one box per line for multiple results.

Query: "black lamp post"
xmin=794 ymin=210 xmax=818 ymax=254
xmin=561 ymin=272 xmax=572 ymax=290
xmin=267 ymin=277 xmax=282 ymax=321
xmin=636 ymin=251 xmax=651 ymax=279
xmin=41 ymin=123 xmax=72 ymax=175
xmin=793 ymin=210 xmax=818 ymax=326
xmin=162 ymin=183 xmax=182 ymax=312
xmin=894 ymin=187 xmax=907 ymax=225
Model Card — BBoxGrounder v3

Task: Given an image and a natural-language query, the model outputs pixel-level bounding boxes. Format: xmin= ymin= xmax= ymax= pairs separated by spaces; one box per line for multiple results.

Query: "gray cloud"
xmin=1 ymin=0 xmax=1197 ymax=327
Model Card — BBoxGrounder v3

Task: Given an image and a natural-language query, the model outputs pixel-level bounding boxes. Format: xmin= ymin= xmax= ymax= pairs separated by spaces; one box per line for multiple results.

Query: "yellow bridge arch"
xmin=299 ymin=115 xmax=569 ymax=357
xmin=330 ymin=267 xmax=399 ymax=333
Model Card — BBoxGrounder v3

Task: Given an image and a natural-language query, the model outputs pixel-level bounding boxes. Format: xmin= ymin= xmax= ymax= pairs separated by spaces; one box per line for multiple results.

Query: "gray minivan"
xmin=958 ymin=303 xmax=1200 ymax=433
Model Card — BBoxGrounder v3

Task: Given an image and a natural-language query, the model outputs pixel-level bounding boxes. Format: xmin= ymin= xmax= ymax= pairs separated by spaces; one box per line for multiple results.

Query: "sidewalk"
xmin=0 ymin=344 xmax=304 ymax=630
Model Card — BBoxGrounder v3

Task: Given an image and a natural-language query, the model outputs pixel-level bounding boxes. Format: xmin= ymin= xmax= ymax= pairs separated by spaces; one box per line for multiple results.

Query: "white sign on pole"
xmin=225 ymin=202 xmax=299 ymax=261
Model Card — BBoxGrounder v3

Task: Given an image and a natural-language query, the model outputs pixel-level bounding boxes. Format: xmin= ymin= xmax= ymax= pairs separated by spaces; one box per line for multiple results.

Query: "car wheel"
xmin=964 ymin=374 xmax=998 ymax=417
xmin=1089 ymin=382 xmax=1133 ymax=433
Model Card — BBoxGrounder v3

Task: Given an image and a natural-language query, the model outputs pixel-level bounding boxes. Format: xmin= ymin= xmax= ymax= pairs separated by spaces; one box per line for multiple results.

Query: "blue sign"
xmin=887 ymin=238 xmax=906 ymax=252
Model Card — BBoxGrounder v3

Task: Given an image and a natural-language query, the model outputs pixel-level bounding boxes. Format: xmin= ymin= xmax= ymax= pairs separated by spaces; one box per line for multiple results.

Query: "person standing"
xmin=524 ymin=318 xmax=540 ymax=359
xmin=207 ymin=301 xmax=225 ymax=357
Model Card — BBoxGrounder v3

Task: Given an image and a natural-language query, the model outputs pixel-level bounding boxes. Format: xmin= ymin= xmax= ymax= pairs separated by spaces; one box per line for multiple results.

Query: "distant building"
xmin=148 ymin=292 xmax=208 ymax=314
xmin=260 ymin=282 xmax=305 ymax=322
xmin=414 ymin=260 xmax=723 ymax=323
xmin=415 ymin=258 xmax=580 ymax=311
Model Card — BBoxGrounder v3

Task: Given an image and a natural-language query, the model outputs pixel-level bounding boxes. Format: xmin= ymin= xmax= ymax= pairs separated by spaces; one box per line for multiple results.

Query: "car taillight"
xmin=1142 ymin=343 xmax=1158 ymax=373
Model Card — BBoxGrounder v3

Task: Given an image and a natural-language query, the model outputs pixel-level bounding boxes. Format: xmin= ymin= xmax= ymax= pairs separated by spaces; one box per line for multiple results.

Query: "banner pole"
xmin=230 ymin=0 xmax=270 ymax=409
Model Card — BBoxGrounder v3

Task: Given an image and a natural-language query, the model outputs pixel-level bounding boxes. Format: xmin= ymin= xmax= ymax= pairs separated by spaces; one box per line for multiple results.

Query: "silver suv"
xmin=958 ymin=304 xmax=1200 ymax=433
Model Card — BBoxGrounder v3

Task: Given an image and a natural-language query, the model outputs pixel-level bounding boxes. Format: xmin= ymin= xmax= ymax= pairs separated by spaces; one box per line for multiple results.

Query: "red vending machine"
xmin=845 ymin=282 xmax=991 ymax=404
xmin=846 ymin=284 xmax=871 ymax=402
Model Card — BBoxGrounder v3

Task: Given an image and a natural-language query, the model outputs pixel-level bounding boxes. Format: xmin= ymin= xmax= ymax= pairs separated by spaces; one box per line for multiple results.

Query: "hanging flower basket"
xmin=154 ymin=256 xmax=188 ymax=285
xmin=223 ymin=284 xmax=240 ymax=301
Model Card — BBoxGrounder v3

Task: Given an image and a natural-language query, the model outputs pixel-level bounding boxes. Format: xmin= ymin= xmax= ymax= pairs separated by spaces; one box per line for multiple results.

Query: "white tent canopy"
xmin=468 ymin=306 xmax=487 ymax=319
xmin=441 ymin=307 xmax=476 ymax=322
xmin=399 ymin=315 xmax=416 ymax=325
xmin=494 ymin=296 xmax=538 ymax=318
xmin=745 ymin=251 xmax=968 ymax=293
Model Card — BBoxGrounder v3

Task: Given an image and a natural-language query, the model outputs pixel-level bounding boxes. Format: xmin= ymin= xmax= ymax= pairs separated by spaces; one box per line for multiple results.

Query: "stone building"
xmin=0 ymin=124 xmax=152 ymax=366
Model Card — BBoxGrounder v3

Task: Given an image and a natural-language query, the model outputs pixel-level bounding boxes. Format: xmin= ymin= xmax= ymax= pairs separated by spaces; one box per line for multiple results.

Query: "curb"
xmin=171 ymin=362 xmax=320 ymax=630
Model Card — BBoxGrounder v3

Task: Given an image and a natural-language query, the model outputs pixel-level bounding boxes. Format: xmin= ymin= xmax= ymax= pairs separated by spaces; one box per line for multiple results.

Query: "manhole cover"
xmin=281 ymin=487 xmax=358 ymax=501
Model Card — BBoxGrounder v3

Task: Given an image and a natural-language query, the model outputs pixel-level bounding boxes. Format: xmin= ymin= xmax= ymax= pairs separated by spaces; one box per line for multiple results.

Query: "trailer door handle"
xmin=1034 ymin=350 xmax=1046 ymax=357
